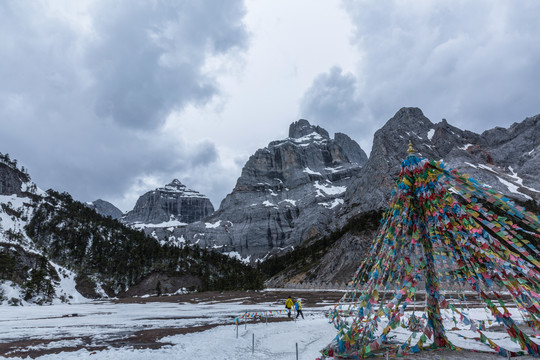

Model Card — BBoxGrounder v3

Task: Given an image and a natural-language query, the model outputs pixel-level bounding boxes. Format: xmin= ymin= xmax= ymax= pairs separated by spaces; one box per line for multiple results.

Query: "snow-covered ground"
xmin=1 ymin=294 xmax=539 ymax=359
xmin=0 ymin=297 xmax=335 ymax=359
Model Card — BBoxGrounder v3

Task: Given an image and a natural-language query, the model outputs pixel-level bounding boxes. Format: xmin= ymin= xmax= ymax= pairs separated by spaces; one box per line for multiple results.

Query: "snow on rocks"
xmin=205 ymin=220 xmax=222 ymax=229
xmin=427 ymin=128 xmax=435 ymax=140
xmin=318 ymin=199 xmax=344 ymax=209
xmin=303 ymin=167 xmax=322 ymax=176
xmin=313 ymin=181 xmax=346 ymax=197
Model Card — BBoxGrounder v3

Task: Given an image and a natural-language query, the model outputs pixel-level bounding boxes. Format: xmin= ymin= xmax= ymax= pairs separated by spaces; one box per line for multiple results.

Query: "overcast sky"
xmin=1 ymin=0 xmax=539 ymax=212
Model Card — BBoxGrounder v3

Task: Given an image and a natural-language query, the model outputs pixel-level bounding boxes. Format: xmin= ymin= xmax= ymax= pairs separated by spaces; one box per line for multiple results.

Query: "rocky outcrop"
xmin=174 ymin=119 xmax=368 ymax=259
xmin=0 ymin=162 xmax=30 ymax=196
xmin=87 ymin=199 xmax=123 ymax=220
xmin=122 ymin=179 xmax=214 ymax=225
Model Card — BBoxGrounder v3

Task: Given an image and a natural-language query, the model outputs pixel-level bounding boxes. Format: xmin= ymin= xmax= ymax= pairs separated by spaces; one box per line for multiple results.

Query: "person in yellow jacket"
xmin=285 ymin=296 xmax=294 ymax=318
xmin=295 ymin=299 xmax=304 ymax=319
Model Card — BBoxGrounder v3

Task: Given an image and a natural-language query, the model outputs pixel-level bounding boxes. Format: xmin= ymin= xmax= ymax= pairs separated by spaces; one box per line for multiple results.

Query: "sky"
xmin=1 ymin=0 xmax=539 ymax=212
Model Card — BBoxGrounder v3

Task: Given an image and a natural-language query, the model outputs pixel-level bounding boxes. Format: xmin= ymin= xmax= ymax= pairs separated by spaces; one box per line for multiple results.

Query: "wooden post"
xmin=252 ymin=333 xmax=255 ymax=355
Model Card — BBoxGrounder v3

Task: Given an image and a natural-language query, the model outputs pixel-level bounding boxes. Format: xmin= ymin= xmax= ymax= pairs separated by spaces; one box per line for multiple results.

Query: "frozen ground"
xmin=0 ymin=290 xmax=338 ymax=359
xmin=0 ymin=290 xmax=538 ymax=359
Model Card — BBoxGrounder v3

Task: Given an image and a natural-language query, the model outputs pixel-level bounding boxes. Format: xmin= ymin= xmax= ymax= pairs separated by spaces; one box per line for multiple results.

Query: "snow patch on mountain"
xmin=132 ymin=219 xmax=188 ymax=229
xmin=303 ymin=167 xmax=322 ymax=176
xmin=289 ymin=132 xmax=327 ymax=147
xmin=497 ymin=177 xmax=533 ymax=200
xmin=205 ymin=220 xmax=222 ymax=229
xmin=224 ymin=251 xmax=251 ymax=264
xmin=279 ymin=199 xmax=297 ymax=206
xmin=262 ymin=200 xmax=278 ymax=208
xmin=325 ymin=166 xmax=343 ymax=173
xmin=508 ymin=167 xmax=540 ymax=193
xmin=157 ymin=179 xmax=208 ymax=199
xmin=313 ymin=181 xmax=346 ymax=197
xmin=50 ymin=262 xmax=88 ymax=304
xmin=319 ymin=198 xmax=344 ymax=209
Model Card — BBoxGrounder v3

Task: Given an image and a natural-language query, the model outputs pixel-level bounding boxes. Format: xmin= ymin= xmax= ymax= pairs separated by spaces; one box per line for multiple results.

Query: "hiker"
xmin=295 ymin=299 xmax=304 ymax=319
xmin=285 ymin=296 xmax=294 ymax=318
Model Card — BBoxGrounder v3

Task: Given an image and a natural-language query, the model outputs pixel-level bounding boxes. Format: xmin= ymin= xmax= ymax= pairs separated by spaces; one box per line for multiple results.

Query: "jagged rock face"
xmin=0 ymin=163 xmax=30 ymax=196
xmin=272 ymin=109 xmax=540 ymax=288
xmin=88 ymin=199 xmax=124 ymax=220
xmin=122 ymin=179 xmax=214 ymax=225
xmin=341 ymin=107 xmax=540 ymax=222
xmin=178 ymin=119 xmax=368 ymax=259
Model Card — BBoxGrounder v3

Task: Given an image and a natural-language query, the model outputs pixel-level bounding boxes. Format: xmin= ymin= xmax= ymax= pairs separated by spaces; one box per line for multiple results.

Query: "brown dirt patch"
xmin=114 ymin=289 xmax=344 ymax=308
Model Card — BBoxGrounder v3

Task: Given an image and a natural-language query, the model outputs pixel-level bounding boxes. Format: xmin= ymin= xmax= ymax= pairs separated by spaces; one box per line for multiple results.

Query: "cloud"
xmin=87 ymin=1 xmax=247 ymax=129
xmin=300 ymin=1 xmax=540 ymax=150
xmin=300 ymin=66 xmax=363 ymax=127
xmin=0 ymin=0 xmax=248 ymax=211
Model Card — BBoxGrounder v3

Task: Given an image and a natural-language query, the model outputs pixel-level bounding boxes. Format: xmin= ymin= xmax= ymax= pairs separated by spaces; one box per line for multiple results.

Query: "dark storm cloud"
xmin=302 ymin=1 xmax=540 ymax=149
xmin=0 ymin=0 xmax=248 ymax=210
xmin=87 ymin=1 xmax=247 ymax=129
xmin=300 ymin=66 xmax=363 ymax=126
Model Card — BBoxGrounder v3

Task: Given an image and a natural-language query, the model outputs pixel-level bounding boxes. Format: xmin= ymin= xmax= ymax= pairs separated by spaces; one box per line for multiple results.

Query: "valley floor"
xmin=0 ymin=290 xmax=538 ymax=359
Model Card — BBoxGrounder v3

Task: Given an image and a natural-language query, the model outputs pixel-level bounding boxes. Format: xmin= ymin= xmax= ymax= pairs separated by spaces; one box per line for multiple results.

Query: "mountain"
xmin=342 ymin=107 xmax=540 ymax=218
xmin=266 ymin=108 xmax=540 ymax=287
xmin=0 ymin=155 xmax=262 ymax=305
xmin=86 ymin=199 xmax=123 ymax=219
xmin=168 ymin=119 xmax=369 ymax=260
xmin=122 ymin=179 xmax=214 ymax=226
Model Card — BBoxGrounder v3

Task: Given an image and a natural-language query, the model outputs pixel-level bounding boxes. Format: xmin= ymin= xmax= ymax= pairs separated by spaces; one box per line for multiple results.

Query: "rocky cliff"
xmin=0 ymin=155 xmax=32 ymax=196
xmin=171 ymin=119 xmax=368 ymax=259
xmin=272 ymin=108 xmax=540 ymax=287
xmin=122 ymin=179 xmax=214 ymax=226
xmin=341 ymin=107 xmax=540 ymax=219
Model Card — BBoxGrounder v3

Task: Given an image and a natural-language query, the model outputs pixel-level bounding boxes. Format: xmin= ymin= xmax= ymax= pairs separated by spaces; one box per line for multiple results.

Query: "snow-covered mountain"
xmin=342 ymin=107 xmax=540 ymax=218
xmin=0 ymin=154 xmax=262 ymax=305
xmin=3 ymin=107 xmax=539 ymax=298
xmin=145 ymin=119 xmax=368 ymax=261
xmin=0 ymin=154 xmax=84 ymax=305
xmin=130 ymin=112 xmax=539 ymax=268
xmin=267 ymin=107 xmax=540 ymax=287
xmin=122 ymin=179 xmax=214 ymax=227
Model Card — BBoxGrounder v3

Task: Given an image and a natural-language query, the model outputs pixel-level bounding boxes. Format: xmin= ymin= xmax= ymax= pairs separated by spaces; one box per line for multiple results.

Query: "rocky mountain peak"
xmin=334 ymin=133 xmax=368 ymax=165
xmin=122 ymin=180 xmax=214 ymax=225
xmin=377 ymin=107 xmax=433 ymax=139
xmin=157 ymin=179 xmax=208 ymax=199
xmin=176 ymin=119 xmax=368 ymax=260
xmin=167 ymin=179 xmax=184 ymax=187
xmin=88 ymin=199 xmax=124 ymax=220
xmin=288 ymin=119 xmax=330 ymax=139
xmin=342 ymin=108 xmax=540 ymax=219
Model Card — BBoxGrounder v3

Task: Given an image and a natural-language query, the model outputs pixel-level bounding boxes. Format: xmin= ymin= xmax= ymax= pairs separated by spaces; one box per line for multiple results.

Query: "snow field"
xmin=0 ymin=300 xmax=335 ymax=359
xmin=1 ymin=297 xmax=539 ymax=359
